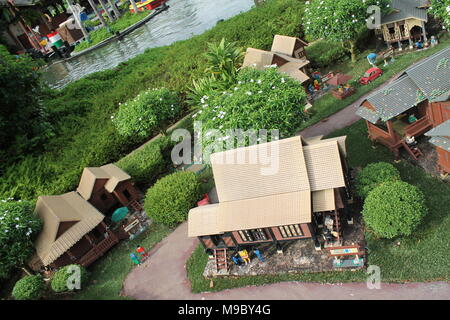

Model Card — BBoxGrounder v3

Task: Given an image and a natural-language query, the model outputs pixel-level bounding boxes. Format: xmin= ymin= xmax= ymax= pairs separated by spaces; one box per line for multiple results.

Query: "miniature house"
xmin=356 ymin=46 xmax=450 ymax=168
xmin=425 ymin=120 xmax=450 ymax=174
xmin=375 ymin=0 xmax=430 ymax=48
xmin=29 ymin=192 xmax=119 ymax=271
xmin=188 ymin=135 xmax=350 ymax=258
xmin=242 ymin=35 xmax=310 ymax=84
xmin=77 ymin=164 xmax=141 ymax=215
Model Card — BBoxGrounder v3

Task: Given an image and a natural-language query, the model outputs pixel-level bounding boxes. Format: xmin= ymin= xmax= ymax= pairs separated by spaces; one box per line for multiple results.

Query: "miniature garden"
xmin=1 ymin=0 xmax=449 ymax=299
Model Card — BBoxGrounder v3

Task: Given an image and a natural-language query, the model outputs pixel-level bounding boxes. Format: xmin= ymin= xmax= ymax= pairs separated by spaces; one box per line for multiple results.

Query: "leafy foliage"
xmin=0 ymin=199 xmax=42 ymax=280
xmin=355 ymin=162 xmax=401 ymax=199
xmin=0 ymin=45 xmax=52 ymax=171
xmin=305 ymin=39 xmax=348 ymax=69
xmin=51 ymin=264 xmax=89 ymax=293
xmin=144 ymin=171 xmax=200 ymax=226
xmin=112 ymin=88 xmax=181 ymax=137
xmin=429 ymin=0 xmax=450 ymax=30
xmin=12 ymin=275 xmax=45 ymax=300
xmin=193 ymin=67 xmax=308 ymax=156
xmin=362 ymin=181 xmax=427 ymax=238
xmin=303 ymin=0 xmax=391 ymax=61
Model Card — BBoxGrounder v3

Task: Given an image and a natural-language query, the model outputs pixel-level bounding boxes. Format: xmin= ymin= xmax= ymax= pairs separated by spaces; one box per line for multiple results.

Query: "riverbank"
xmin=71 ymin=5 xmax=169 ymax=56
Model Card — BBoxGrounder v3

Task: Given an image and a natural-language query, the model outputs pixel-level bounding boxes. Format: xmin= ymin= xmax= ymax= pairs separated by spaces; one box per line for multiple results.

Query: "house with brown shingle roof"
xmin=242 ymin=34 xmax=311 ymax=84
xmin=77 ymin=163 xmax=141 ymax=214
xmin=188 ymin=135 xmax=350 ymax=256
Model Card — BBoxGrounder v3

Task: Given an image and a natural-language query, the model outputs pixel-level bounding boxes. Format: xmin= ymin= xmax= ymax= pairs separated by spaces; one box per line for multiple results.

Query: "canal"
xmin=42 ymin=0 xmax=254 ymax=89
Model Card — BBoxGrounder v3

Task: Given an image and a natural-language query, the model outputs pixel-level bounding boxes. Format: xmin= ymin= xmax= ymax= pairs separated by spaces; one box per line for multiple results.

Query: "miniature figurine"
xmin=232 ymin=255 xmax=241 ymax=266
xmin=405 ymin=135 xmax=417 ymax=147
xmin=415 ymin=40 xmax=423 ymax=49
xmin=367 ymin=53 xmax=377 ymax=66
xmin=314 ymin=79 xmax=321 ymax=91
xmin=408 ymin=113 xmax=418 ymax=123
xmin=136 ymin=245 xmax=148 ymax=260
xmin=253 ymin=249 xmax=265 ymax=262
xmin=430 ymin=36 xmax=438 ymax=47
xmin=130 ymin=253 xmax=141 ymax=265
xmin=238 ymin=250 xmax=250 ymax=265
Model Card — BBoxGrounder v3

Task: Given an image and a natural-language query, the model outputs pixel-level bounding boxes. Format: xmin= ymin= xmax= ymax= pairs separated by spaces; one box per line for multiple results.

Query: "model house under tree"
xmin=29 ymin=192 xmax=119 ymax=271
xmin=375 ymin=0 xmax=430 ymax=48
xmin=242 ymin=34 xmax=311 ymax=84
xmin=77 ymin=163 xmax=142 ymax=214
xmin=356 ymin=46 xmax=450 ymax=171
xmin=425 ymin=119 xmax=450 ymax=175
xmin=188 ymin=135 xmax=351 ymax=270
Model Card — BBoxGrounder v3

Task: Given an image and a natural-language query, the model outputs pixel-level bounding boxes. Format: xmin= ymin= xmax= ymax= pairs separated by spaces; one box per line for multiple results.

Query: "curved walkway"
xmin=122 ymin=222 xmax=449 ymax=300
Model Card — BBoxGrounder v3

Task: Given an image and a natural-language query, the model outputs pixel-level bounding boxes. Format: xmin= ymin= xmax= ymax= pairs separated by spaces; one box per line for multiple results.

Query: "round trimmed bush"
xmin=12 ymin=275 xmax=45 ymax=300
xmin=51 ymin=264 xmax=89 ymax=293
xmin=144 ymin=171 xmax=200 ymax=226
xmin=356 ymin=162 xmax=401 ymax=199
xmin=362 ymin=181 xmax=427 ymax=238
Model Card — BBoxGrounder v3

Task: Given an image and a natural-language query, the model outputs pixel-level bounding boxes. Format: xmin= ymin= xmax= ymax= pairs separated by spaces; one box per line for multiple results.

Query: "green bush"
xmin=144 ymin=171 xmax=200 ymax=226
xmin=355 ymin=162 xmax=401 ymax=199
xmin=305 ymin=39 xmax=348 ymax=69
xmin=362 ymin=181 xmax=427 ymax=238
xmin=12 ymin=275 xmax=45 ymax=300
xmin=194 ymin=67 xmax=308 ymax=157
xmin=116 ymin=140 xmax=166 ymax=186
xmin=0 ymin=199 xmax=42 ymax=280
xmin=51 ymin=264 xmax=89 ymax=293
xmin=112 ymin=88 xmax=182 ymax=137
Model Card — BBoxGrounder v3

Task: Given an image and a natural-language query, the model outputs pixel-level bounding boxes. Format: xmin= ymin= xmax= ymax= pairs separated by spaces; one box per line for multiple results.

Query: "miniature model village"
xmin=1 ymin=0 xmax=449 ymax=300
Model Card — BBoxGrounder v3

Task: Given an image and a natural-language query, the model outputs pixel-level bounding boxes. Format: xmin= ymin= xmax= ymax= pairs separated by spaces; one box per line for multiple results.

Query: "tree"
xmin=0 ymin=45 xmax=53 ymax=171
xmin=303 ymin=0 xmax=391 ymax=62
xmin=355 ymin=162 xmax=401 ymax=199
xmin=362 ymin=181 xmax=427 ymax=238
xmin=112 ymin=88 xmax=182 ymax=138
xmin=144 ymin=171 xmax=200 ymax=226
xmin=0 ymin=199 xmax=42 ymax=280
xmin=429 ymin=0 xmax=450 ymax=30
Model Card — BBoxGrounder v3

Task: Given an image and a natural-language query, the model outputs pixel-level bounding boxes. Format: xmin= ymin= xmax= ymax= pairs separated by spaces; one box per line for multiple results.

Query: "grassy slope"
xmin=187 ymin=120 xmax=450 ymax=293
xmin=0 ymin=0 xmax=306 ymax=201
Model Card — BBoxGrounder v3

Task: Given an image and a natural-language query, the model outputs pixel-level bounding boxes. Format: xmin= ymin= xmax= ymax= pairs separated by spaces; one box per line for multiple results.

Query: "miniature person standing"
xmin=232 ymin=255 xmax=241 ymax=266
xmin=136 ymin=245 xmax=148 ymax=260
xmin=254 ymin=249 xmax=265 ymax=262
xmin=130 ymin=253 xmax=141 ymax=265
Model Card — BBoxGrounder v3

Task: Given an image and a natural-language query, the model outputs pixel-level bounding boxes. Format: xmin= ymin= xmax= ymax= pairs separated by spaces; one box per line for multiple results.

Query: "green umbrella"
xmin=112 ymin=206 xmax=129 ymax=223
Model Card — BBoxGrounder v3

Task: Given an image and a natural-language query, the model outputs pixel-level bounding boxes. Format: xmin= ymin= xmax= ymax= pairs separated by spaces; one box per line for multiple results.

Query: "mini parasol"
xmin=326 ymin=73 xmax=353 ymax=86
xmin=112 ymin=206 xmax=129 ymax=223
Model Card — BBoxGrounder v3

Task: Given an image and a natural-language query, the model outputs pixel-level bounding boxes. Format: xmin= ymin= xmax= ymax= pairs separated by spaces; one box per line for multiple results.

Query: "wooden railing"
xmin=405 ymin=117 xmax=433 ymax=137
xmin=78 ymin=233 xmax=119 ymax=267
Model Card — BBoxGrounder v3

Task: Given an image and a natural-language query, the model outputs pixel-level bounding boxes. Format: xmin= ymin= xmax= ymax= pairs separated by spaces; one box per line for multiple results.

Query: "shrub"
xmin=51 ymin=264 xmax=89 ymax=293
xmin=355 ymin=162 xmax=401 ymax=199
xmin=306 ymin=39 xmax=348 ymax=69
xmin=116 ymin=140 xmax=166 ymax=186
xmin=144 ymin=171 xmax=200 ymax=226
xmin=0 ymin=199 xmax=42 ymax=280
xmin=12 ymin=275 xmax=45 ymax=300
xmin=112 ymin=88 xmax=182 ymax=137
xmin=193 ymin=67 xmax=308 ymax=159
xmin=362 ymin=181 xmax=427 ymax=238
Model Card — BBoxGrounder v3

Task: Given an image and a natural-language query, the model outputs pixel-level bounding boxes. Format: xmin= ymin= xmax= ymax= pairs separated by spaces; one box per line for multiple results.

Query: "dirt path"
xmin=122 ymin=222 xmax=449 ymax=300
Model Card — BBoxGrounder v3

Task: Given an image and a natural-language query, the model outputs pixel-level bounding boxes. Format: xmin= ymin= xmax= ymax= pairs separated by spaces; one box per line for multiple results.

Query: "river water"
xmin=42 ymin=0 xmax=254 ymax=89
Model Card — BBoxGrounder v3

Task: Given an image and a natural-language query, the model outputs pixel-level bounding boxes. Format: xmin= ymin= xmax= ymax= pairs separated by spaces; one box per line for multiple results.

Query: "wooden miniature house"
xmin=375 ymin=0 xmax=430 ymax=48
xmin=242 ymin=34 xmax=311 ymax=84
xmin=356 ymin=46 xmax=450 ymax=168
xmin=425 ymin=120 xmax=450 ymax=175
xmin=188 ymin=135 xmax=351 ymax=257
xmin=30 ymin=192 xmax=119 ymax=271
xmin=77 ymin=164 xmax=141 ymax=215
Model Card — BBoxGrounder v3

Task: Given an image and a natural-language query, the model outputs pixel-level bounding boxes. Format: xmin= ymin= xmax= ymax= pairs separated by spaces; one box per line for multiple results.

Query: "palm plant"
xmin=204 ymin=38 xmax=244 ymax=84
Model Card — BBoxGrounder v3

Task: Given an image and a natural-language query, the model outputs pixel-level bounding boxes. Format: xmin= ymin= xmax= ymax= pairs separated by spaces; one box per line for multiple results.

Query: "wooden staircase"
xmin=213 ymin=248 xmax=229 ymax=273
xmin=401 ymin=141 xmax=423 ymax=160
xmin=332 ymin=210 xmax=343 ymax=245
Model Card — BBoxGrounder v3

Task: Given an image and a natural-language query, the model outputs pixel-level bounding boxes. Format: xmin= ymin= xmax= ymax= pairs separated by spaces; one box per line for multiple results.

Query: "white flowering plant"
xmin=112 ymin=88 xmax=181 ymax=138
xmin=0 ymin=199 xmax=42 ymax=279
xmin=303 ymin=0 xmax=391 ymax=62
xmin=194 ymin=67 xmax=308 ymax=148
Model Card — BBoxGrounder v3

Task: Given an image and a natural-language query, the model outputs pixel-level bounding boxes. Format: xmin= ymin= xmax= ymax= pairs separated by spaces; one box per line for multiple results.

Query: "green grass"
xmin=74 ymin=11 xmax=152 ymax=52
xmin=73 ymin=223 xmax=173 ymax=300
xmin=186 ymin=120 xmax=450 ymax=293
xmin=297 ymin=34 xmax=450 ymax=132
